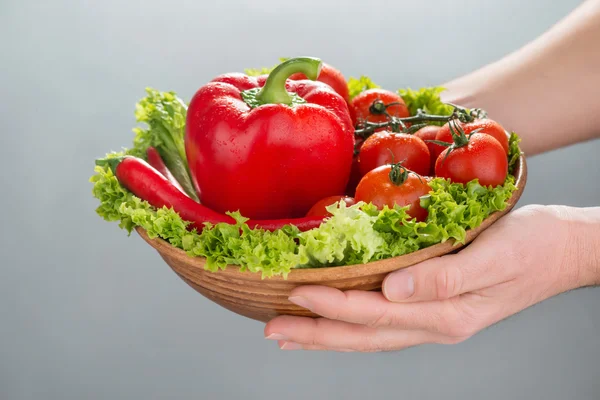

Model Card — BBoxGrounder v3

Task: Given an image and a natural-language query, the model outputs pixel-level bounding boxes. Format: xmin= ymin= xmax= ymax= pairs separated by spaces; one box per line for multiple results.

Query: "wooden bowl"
xmin=137 ymin=154 xmax=527 ymax=323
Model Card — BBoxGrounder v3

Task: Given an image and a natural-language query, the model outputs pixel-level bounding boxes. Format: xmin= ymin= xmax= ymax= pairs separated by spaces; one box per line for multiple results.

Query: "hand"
xmin=264 ymin=205 xmax=598 ymax=352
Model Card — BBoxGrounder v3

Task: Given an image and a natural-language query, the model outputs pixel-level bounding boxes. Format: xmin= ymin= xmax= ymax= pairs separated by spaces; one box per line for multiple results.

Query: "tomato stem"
xmin=388 ymin=162 xmax=409 ymax=186
xmin=437 ymin=119 xmax=480 ymax=167
xmin=355 ymin=113 xmax=450 ymax=138
xmin=355 ymin=103 xmax=488 ymax=139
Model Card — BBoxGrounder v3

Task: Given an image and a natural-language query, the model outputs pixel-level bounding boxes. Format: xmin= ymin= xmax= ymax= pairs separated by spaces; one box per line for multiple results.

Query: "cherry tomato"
xmin=434 ymin=118 xmax=509 ymax=161
xmin=355 ymin=164 xmax=430 ymax=222
xmin=306 ymin=195 xmax=356 ymax=217
xmin=350 ymin=88 xmax=410 ymax=128
xmin=358 ymin=132 xmax=430 ymax=177
xmin=289 ymin=62 xmax=349 ymax=103
xmin=435 ymin=133 xmax=508 ymax=187
xmin=413 ymin=125 xmax=443 ymax=175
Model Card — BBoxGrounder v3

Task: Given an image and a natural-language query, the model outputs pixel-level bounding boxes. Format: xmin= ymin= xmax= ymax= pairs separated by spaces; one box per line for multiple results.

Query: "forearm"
xmin=441 ymin=0 xmax=600 ymax=156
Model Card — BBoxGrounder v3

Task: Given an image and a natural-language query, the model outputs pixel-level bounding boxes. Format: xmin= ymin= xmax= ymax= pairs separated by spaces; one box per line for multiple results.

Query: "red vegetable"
xmin=186 ymin=57 xmax=354 ymax=220
xmin=288 ymin=62 xmax=350 ymax=103
xmin=355 ymin=162 xmax=430 ymax=222
xmin=103 ymin=156 xmax=325 ymax=232
xmin=434 ymin=118 xmax=510 ymax=160
xmin=434 ymin=121 xmax=508 ymax=187
xmin=358 ymin=131 xmax=430 ymax=177
xmin=350 ymin=88 xmax=410 ymax=127
xmin=146 ymin=147 xmax=187 ymax=196
xmin=306 ymin=195 xmax=356 ymax=217
xmin=345 ymin=153 xmax=363 ymax=196
xmin=413 ymin=125 xmax=443 ymax=175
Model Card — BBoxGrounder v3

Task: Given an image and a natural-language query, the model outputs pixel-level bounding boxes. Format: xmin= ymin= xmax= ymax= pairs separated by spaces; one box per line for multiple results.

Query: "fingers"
xmin=265 ymin=315 xmax=444 ymax=352
xmin=277 ymin=341 xmax=354 ymax=352
xmin=283 ymin=286 xmax=463 ymax=335
xmin=383 ymin=242 xmax=516 ymax=303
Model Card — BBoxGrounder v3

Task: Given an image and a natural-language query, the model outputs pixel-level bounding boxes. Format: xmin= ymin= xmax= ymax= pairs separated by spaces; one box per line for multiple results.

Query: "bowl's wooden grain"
xmin=137 ymin=154 xmax=527 ymax=323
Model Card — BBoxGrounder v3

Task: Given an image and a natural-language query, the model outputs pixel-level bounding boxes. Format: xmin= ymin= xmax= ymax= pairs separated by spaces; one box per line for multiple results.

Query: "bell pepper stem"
xmin=255 ymin=57 xmax=322 ymax=105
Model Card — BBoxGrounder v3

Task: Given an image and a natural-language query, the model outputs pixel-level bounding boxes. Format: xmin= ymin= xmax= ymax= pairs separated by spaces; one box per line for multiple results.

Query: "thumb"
xmin=382 ymin=245 xmax=511 ymax=303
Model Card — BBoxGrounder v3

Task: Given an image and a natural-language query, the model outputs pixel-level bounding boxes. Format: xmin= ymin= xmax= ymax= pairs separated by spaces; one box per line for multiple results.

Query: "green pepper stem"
xmin=255 ymin=57 xmax=322 ymax=105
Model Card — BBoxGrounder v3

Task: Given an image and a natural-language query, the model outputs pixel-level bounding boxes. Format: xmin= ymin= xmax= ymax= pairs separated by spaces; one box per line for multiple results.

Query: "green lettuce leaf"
xmin=399 ymin=87 xmax=454 ymax=124
xmin=295 ymin=201 xmax=385 ymax=268
xmin=347 ymin=76 xmax=381 ymax=100
xmin=508 ymin=132 xmax=522 ymax=174
xmin=130 ymin=88 xmax=198 ymax=201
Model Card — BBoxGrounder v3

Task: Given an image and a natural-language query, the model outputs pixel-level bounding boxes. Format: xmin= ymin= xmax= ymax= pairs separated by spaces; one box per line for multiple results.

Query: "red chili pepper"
xmin=185 ymin=57 xmax=354 ymax=221
xmin=102 ymin=156 xmax=325 ymax=233
xmin=146 ymin=147 xmax=188 ymax=196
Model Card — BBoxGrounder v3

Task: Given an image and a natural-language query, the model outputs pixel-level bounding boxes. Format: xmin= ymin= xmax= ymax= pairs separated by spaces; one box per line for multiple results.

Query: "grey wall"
xmin=2 ymin=0 xmax=599 ymax=399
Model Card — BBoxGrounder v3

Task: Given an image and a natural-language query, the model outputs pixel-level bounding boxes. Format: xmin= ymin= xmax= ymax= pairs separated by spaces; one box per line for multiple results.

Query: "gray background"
xmin=2 ymin=0 xmax=599 ymax=399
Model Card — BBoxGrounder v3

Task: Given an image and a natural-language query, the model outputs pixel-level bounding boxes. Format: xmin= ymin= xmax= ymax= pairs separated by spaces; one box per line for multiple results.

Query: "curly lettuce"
xmin=399 ymin=87 xmax=455 ymax=124
xmin=129 ymin=88 xmax=198 ymax=201
xmin=90 ymin=84 xmax=521 ymax=278
xmin=508 ymin=132 xmax=522 ymax=174
xmin=347 ymin=76 xmax=381 ymax=100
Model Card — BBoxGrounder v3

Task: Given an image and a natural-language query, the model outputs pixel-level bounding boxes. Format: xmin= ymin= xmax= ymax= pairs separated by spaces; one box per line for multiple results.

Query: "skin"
xmin=264 ymin=0 xmax=600 ymax=352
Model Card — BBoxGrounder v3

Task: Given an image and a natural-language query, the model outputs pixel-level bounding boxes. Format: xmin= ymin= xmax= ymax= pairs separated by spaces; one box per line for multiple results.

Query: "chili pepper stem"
xmin=95 ymin=156 xmax=125 ymax=175
xmin=255 ymin=57 xmax=322 ymax=105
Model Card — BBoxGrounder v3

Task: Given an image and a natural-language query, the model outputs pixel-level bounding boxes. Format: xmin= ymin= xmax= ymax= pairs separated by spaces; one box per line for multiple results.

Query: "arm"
xmin=441 ymin=0 xmax=600 ymax=156
xmin=264 ymin=206 xmax=600 ymax=352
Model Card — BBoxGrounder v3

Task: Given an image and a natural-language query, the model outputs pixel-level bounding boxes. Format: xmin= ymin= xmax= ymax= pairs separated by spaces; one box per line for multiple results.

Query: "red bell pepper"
xmin=288 ymin=62 xmax=350 ymax=103
xmin=185 ymin=57 xmax=355 ymax=220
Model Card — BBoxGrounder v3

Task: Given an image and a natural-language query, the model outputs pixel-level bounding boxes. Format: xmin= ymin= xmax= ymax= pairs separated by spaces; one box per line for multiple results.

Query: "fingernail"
xmin=288 ymin=296 xmax=313 ymax=311
xmin=265 ymin=333 xmax=288 ymax=340
xmin=385 ymin=270 xmax=415 ymax=301
xmin=280 ymin=341 xmax=303 ymax=350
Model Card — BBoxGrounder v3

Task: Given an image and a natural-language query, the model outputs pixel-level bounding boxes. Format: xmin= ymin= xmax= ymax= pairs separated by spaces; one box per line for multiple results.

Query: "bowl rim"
xmin=136 ymin=152 xmax=527 ymax=282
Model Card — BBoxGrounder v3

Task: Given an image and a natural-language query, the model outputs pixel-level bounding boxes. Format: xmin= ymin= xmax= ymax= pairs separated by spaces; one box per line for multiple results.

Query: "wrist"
xmin=557 ymin=206 xmax=600 ymax=289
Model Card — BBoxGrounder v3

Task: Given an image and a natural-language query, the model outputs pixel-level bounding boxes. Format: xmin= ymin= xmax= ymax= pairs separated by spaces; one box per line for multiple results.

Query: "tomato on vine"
xmin=350 ymin=88 xmax=410 ymax=127
xmin=358 ymin=131 xmax=430 ymax=177
xmin=434 ymin=117 xmax=509 ymax=162
xmin=434 ymin=120 xmax=508 ymax=187
xmin=355 ymin=162 xmax=430 ymax=222
xmin=413 ymin=125 xmax=443 ymax=174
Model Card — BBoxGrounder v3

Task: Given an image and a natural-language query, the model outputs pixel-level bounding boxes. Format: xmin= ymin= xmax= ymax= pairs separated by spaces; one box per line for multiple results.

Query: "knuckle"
xmin=439 ymin=301 xmax=479 ymax=338
xmin=434 ymin=265 xmax=463 ymax=300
